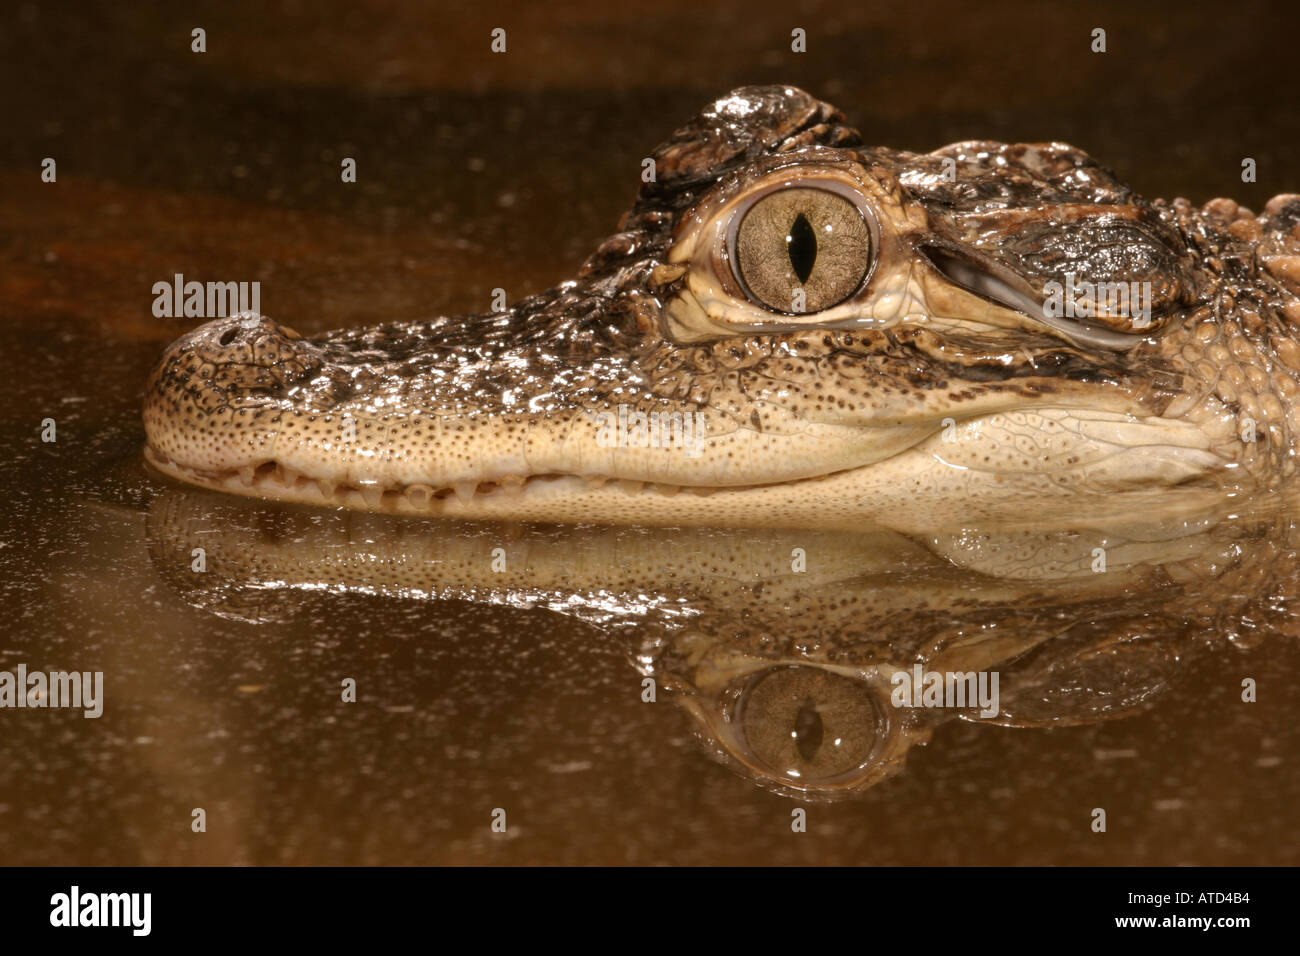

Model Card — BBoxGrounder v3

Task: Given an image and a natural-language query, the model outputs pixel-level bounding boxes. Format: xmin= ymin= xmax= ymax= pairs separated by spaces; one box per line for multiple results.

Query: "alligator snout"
xmin=144 ymin=312 xmax=320 ymax=476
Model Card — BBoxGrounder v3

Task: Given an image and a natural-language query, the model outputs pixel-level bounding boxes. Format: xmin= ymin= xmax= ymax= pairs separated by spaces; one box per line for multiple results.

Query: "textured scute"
xmin=646 ymin=85 xmax=860 ymax=193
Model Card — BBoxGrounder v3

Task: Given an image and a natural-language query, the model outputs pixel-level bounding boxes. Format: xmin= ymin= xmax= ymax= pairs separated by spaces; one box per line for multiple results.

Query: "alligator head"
xmin=143 ymin=85 xmax=1300 ymax=531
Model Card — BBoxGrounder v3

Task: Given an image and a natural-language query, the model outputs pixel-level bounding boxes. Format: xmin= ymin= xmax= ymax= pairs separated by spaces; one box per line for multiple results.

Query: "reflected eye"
xmin=731 ymin=187 xmax=872 ymax=314
xmin=737 ymin=666 xmax=881 ymax=782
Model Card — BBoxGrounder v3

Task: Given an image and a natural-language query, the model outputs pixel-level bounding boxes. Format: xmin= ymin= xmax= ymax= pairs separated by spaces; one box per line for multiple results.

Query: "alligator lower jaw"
xmin=143 ymin=430 xmax=1239 ymax=534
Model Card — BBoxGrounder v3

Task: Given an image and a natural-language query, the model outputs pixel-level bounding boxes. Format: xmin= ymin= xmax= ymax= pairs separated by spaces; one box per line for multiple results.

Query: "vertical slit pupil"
xmin=787 ymin=213 xmax=817 ymax=284
xmin=793 ymin=697 xmax=824 ymax=763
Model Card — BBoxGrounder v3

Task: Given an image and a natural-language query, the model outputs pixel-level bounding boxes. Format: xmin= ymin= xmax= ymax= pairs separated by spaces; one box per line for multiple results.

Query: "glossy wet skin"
xmin=143 ymin=85 xmax=1300 ymax=531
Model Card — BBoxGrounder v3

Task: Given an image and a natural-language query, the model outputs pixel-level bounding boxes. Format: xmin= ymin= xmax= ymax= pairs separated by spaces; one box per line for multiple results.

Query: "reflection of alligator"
xmin=143 ymin=85 xmax=1300 ymax=532
xmin=146 ymin=484 xmax=1294 ymax=799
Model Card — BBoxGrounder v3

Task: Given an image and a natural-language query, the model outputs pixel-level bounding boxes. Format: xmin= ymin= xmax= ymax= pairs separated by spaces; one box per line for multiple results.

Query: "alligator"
xmin=143 ymin=85 xmax=1300 ymax=532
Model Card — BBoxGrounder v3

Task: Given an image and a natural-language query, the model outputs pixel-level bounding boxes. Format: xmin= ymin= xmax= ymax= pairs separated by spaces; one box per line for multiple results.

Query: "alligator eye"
xmin=737 ymin=666 xmax=881 ymax=782
xmin=731 ymin=187 xmax=871 ymax=314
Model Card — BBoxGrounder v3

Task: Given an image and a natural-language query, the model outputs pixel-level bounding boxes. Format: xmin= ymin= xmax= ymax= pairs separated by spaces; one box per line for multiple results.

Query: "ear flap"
xmin=897 ymin=141 xmax=1206 ymax=326
xmin=645 ymin=85 xmax=863 ymax=195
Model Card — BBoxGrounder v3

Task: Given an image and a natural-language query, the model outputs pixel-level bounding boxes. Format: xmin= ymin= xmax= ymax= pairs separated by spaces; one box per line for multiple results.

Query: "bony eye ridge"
xmin=732 ymin=186 xmax=872 ymax=314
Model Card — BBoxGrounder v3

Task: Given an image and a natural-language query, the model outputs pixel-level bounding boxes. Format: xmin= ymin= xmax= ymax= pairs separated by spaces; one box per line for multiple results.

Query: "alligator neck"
xmin=1155 ymin=194 xmax=1300 ymax=483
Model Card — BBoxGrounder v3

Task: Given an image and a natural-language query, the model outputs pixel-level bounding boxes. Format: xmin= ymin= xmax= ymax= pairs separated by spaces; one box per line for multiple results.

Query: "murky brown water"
xmin=2 ymin=0 xmax=1298 ymax=865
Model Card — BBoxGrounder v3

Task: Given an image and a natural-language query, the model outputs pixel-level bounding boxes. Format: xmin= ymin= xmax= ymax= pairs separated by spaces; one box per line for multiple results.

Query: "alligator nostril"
xmin=218 ymin=328 xmax=238 ymax=346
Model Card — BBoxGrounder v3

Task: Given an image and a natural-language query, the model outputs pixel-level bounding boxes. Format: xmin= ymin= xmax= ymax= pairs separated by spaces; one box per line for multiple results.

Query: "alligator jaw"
xmin=144 ymin=401 xmax=1236 ymax=533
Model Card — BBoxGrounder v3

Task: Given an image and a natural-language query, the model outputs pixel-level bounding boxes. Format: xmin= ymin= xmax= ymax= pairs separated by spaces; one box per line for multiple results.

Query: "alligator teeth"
xmin=499 ymin=475 xmax=526 ymax=496
xmin=358 ymin=483 xmax=384 ymax=508
xmin=453 ymin=482 xmax=477 ymax=503
xmin=405 ymin=483 xmax=435 ymax=506
xmin=649 ymin=263 xmax=689 ymax=289
xmin=237 ymin=466 xmax=256 ymax=486
xmin=317 ymin=478 xmax=336 ymax=499
xmin=583 ymin=475 xmax=609 ymax=489
xmin=619 ymin=480 xmax=644 ymax=495
xmin=275 ymin=463 xmax=301 ymax=486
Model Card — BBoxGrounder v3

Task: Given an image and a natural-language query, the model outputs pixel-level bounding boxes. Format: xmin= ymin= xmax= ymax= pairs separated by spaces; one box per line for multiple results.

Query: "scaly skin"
xmin=143 ymin=86 xmax=1300 ymax=532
